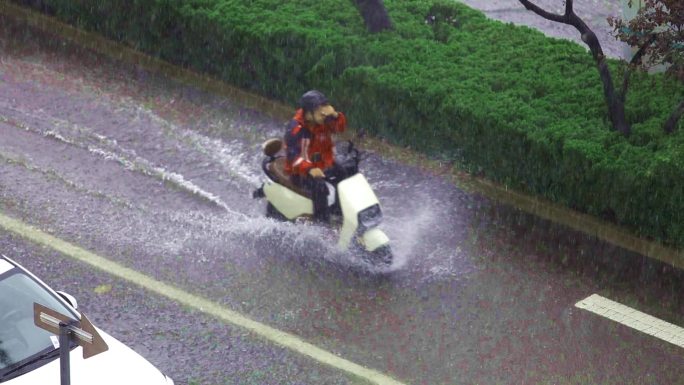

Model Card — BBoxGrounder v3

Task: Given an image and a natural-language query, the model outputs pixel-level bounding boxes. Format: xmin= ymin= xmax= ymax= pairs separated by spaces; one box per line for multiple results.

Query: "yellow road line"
xmin=0 ymin=211 xmax=407 ymax=385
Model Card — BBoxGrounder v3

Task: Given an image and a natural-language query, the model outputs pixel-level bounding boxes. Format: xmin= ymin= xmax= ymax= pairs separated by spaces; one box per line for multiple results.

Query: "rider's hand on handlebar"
xmin=309 ymin=167 xmax=325 ymax=179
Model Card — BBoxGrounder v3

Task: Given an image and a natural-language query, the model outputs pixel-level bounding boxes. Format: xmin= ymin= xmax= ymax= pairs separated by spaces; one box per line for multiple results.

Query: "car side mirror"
xmin=56 ymin=290 xmax=78 ymax=310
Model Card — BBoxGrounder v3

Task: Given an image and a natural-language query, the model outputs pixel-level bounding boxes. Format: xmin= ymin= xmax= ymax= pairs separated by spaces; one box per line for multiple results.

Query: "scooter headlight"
xmin=358 ymin=204 xmax=382 ymax=230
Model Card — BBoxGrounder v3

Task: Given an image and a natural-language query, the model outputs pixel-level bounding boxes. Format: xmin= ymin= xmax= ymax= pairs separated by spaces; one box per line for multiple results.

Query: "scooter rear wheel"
xmin=266 ymin=202 xmax=287 ymax=221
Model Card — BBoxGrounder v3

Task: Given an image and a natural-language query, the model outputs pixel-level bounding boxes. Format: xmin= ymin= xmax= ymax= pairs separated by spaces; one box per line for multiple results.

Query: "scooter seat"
xmin=268 ymin=157 xmax=311 ymax=198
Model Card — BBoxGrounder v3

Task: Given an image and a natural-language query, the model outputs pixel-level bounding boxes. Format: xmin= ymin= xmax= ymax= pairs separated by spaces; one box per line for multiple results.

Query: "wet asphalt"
xmin=0 ymin=233 xmax=361 ymax=385
xmin=1 ymin=10 xmax=683 ymax=385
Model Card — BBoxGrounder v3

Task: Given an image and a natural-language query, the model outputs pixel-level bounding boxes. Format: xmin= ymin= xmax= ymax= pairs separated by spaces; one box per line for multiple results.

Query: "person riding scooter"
xmin=284 ymin=90 xmax=347 ymax=222
xmin=254 ymin=92 xmax=393 ymax=266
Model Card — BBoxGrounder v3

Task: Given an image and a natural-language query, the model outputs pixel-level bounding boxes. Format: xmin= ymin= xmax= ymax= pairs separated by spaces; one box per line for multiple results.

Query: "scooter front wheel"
xmin=365 ymin=245 xmax=393 ymax=267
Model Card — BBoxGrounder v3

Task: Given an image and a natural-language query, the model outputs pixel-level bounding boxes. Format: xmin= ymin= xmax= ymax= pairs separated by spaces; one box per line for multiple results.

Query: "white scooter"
xmin=253 ymin=138 xmax=392 ymax=266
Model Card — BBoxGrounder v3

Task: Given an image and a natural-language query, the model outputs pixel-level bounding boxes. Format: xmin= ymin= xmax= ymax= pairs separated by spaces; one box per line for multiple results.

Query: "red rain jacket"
xmin=284 ymin=108 xmax=346 ymax=176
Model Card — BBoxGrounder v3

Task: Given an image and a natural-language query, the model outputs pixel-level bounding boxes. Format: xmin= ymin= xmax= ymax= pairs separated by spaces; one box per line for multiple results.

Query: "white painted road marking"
xmin=0 ymin=212 xmax=406 ymax=385
xmin=576 ymin=294 xmax=684 ymax=349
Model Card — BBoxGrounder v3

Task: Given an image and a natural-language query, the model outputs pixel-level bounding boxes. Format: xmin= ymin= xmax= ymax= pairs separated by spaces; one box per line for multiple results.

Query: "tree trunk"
xmin=353 ymin=0 xmax=393 ymax=33
xmin=518 ymin=0 xmax=630 ymax=136
xmin=664 ymin=99 xmax=684 ymax=134
xmin=593 ymin=46 xmax=630 ymax=136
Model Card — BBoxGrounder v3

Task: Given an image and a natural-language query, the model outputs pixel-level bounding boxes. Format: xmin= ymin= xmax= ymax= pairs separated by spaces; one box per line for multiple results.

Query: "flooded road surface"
xmin=1 ymin=13 xmax=683 ymax=385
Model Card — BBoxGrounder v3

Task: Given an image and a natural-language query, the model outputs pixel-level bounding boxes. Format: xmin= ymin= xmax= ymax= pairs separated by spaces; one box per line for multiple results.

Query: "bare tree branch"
xmin=517 ymin=0 xmax=630 ymax=135
xmin=517 ymin=0 xmax=567 ymax=23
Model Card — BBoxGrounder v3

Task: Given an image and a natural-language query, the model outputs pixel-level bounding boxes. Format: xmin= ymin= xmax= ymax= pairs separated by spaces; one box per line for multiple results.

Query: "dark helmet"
xmin=298 ymin=90 xmax=329 ymax=113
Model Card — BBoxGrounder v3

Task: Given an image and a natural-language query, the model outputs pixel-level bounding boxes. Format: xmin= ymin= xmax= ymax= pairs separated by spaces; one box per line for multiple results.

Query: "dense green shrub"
xmin=12 ymin=0 xmax=684 ymax=247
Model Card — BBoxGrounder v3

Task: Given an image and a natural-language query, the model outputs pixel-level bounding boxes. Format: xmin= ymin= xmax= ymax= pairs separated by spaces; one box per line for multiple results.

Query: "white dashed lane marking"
xmin=576 ymin=294 xmax=684 ymax=349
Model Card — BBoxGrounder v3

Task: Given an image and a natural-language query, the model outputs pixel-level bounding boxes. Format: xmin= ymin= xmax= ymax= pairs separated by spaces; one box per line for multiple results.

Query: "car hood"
xmin=7 ymin=329 xmax=170 ymax=385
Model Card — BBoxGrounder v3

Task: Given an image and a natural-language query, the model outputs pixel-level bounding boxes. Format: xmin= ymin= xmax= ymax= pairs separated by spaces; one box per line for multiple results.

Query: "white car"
xmin=0 ymin=255 xmax=174 ymax=385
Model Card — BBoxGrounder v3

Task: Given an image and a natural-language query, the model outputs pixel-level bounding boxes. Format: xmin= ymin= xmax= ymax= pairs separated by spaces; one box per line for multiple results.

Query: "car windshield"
xmin=0 ymin=261 xmax=78 ymax=373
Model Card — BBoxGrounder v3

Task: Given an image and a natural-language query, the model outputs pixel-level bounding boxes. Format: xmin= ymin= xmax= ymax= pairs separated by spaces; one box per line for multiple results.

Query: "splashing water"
xmin=2 ymin=101 xmax=471 ymax=276
xmin=140 ymin=106 xmax=265 ymax=187
xmin=382 ymin=192 xmax=437 ymax=270
xmin=2 ymin=107 xmax=239 ymax=213
xmin=87 ymin=145 xmax=232 ymax=211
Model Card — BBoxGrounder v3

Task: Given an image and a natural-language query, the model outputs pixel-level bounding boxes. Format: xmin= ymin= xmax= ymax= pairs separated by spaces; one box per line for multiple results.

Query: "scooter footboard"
xmin=263 ymin=181 xmax=313 ymax=220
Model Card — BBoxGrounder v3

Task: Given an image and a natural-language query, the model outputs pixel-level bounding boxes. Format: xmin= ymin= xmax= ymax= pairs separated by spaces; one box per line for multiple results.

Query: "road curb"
xmin=1 ymin=1 xmax=682 ymax=271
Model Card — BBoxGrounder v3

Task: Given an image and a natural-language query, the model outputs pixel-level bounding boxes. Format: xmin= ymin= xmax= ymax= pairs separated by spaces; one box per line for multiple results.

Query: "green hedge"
xmin=13 ymin=0 xmax=684 ymax=247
